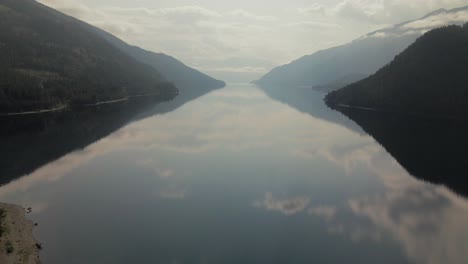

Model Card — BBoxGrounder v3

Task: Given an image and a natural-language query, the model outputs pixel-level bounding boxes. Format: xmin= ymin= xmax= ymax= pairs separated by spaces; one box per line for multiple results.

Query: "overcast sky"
xmin=39 ymin=0 xmax=468 ymax=81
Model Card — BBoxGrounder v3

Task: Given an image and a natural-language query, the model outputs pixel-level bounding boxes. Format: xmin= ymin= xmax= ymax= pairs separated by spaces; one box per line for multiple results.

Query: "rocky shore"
xmin=0 ymin=203 xmax=41 ymax=264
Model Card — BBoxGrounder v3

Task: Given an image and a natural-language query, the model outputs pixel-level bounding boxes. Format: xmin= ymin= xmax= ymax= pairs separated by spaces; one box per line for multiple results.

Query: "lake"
xmin=0 ymin=83 xmax=467 ymax=264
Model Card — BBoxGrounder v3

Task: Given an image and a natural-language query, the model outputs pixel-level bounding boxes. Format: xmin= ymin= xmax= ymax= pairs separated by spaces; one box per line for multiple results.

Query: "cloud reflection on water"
xmin=306 ymin=140 xmax=468 ymax=264
xmin=0 ymin=85 xmax=467 ymax=263
xmin=253 ymin=192 xmax=310 ymax=216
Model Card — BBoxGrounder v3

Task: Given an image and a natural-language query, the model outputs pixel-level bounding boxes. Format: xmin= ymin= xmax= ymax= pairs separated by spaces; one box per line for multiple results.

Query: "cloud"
xmin=159 ymin=189 xmax=187 ymax=200
xmin=308 ymin=206 xmax=338 ymax=220
xmin=36 ymin=0 xmax=369 ymax=80
xmin=333 ymin=0 xmax=389 ymax=24
xmin=0 ymin=86 xmax=355 ymax=200
xmin=348 ymin=186 xmax=468 ymax=264
xmin=287 ymin=21 xmax=343 ymax=29
xmin=293 ymin=138 xmax=415 ymax=190
xmin=305 ymin=140 xmax=422 ymax=190
xmin=300 ymin=0 xmax=468 ymax=25
xmin=158 ymin=6 xmax=220 ymax=18
xmin=137 ymin=158 xmax=176 ymax=179
xmin=36 ymin=0 xmax=285 ymax=76
xmin=403 ymin=9 xmax=468 ymax=29
xmin=36 ymin=0 xmax=468 ymax=81
xmin=254 ymin=192 xmax=310 ymax=215
xmin=356 ymin=7 xmax=468 ymax=40
xmin=292 ymin=123 xmax=468 ymax=260
xmin=298 ymin=3 xmax=328 ymax=14
xmin=228 ymin=9 xmax=277 ymax=22
xmin=296 ymin=137 xmax=468 ymax=263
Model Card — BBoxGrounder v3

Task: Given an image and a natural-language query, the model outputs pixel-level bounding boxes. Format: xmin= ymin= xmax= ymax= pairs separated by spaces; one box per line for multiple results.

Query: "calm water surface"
xmin=1 ymin=83 xmax=467 ymax=264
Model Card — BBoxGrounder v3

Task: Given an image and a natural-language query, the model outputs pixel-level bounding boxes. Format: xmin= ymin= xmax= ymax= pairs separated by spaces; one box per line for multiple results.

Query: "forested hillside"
xmin=0 ymin=0 xmax=177 ymax=113
xmin=326 ymin=24 xmax=468 ymax=117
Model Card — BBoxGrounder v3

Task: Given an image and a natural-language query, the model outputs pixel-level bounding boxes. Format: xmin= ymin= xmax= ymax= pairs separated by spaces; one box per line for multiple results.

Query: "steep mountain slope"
xmin=0 ymin=0 xmax=177 ymax=113
xmin=255 ymin=6 xmax=468 ymax=91
xmin=89 ymin=25 xmax=226 ymax=94
xmin=326 ymin=24 xmax=468 ymax=117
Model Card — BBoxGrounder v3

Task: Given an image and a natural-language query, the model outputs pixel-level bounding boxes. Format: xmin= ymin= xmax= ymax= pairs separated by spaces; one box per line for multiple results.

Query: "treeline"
xmin=0 ymin=0 xmax=177 ymax=113
xmin=326 ymin=23 xmax=468 ymax=117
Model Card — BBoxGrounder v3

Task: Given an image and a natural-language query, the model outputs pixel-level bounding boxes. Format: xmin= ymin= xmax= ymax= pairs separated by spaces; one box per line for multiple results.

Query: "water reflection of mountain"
xmin=258 ymin=85 xmax=363 ymax=134
xmin=336 ymin=107 xmax=468 ymax=197
xmin=0 ymin=86 xmax=218 ymax=186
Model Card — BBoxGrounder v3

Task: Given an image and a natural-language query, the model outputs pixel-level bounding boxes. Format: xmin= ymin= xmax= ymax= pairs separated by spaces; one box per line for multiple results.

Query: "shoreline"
xmin=0 ymin=203 xmax=41 ymax=264
xmin=329 ymin=102 xmax=468 ymax=121
xmin=0 ymin=92 xmax=165 ymax=116
xmin=0 ymin=105 xmax=67 ymax=116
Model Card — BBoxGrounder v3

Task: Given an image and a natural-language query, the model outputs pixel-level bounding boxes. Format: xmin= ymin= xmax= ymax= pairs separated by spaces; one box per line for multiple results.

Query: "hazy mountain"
xmin=91 ymin=27 xmax=226 ymax=95
xmin=311 ymin=74 xmax=368 ymax=93
xmin=326 ymin=24 xmax=468 ymax=117
xmin=0 ymin=0 xmax=177 ymax=112
xmin=255 ymin=6 xmax=468 ymax=91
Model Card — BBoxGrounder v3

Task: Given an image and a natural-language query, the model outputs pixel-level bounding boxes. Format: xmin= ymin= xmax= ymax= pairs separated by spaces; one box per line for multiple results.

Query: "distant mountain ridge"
xmin=40 ymin=0 xmax=226 ymax=93
xmin=255 ymin=6 xmax=468 ymax=91
xmin=89 ymin=26 xmax=226 ymax=93
xmin=326 ymin=23 xmax=468 ymax=117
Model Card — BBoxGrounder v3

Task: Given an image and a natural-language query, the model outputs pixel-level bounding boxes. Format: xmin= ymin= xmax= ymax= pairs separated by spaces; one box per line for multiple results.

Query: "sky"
xmin=38 ymin=0 xmax=468 ymax=82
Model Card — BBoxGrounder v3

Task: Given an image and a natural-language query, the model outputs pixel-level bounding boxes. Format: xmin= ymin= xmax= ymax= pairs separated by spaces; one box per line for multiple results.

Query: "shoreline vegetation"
xmin=330 ymin=103 xmax=468 ymax=121
xmin=0 ymin=203 xmax=41 ymax=264
xmin=0 ymin=91 xmax=171 ymax=116
xmin=0 ymin=105 xmax=67 ymax=116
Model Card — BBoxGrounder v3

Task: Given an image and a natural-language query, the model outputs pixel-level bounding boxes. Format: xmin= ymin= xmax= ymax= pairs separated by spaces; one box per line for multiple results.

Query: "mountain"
xmin=0 ymin=0 xmax=178 ymax=113
xmin=326 ymin=24 xmax=468 ymax=117
xmin=91 ymin=28 xmax=226 ymax=94
xmin=311 ymin=74 xmax=368 ymax=93
xmin=255 ymin=6 xmax=468 ymax=91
